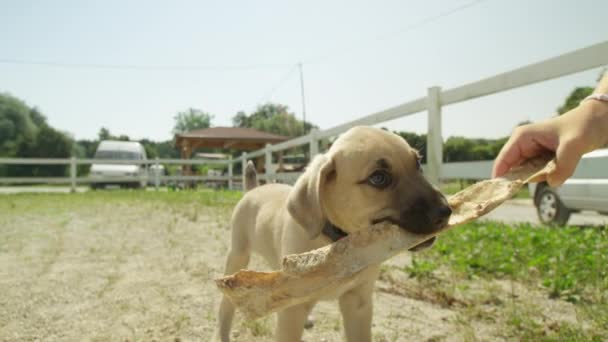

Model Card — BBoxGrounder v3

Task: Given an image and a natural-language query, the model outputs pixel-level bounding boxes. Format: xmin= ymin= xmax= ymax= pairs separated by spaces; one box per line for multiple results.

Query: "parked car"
xmin=89 ymin=140 xmax=148 ymax=189
xmin=529 ymin=148 xmax=608 ymax=225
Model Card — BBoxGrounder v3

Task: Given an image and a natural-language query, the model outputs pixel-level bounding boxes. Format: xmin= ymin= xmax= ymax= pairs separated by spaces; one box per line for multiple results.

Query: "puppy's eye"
xmin=368 ymin=170 xmax=392 ymax=189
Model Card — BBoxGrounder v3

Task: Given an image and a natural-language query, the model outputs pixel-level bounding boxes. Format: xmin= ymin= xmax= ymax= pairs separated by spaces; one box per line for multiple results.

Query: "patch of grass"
xmin=243 ymin=318 xmax=272 ymax=337
xmin=0 ymin=189 xmax=243 ymax=215
xmin=173 ymin=313 xmax=191 ymax=332
xmin=405 ymin=255 xmax=439 ymax=279
xmin=419 ymin=222 xmax=608 ymax=299
xmin=407 ymin=221 xmax=608 ymax=338
xmin=504 ymin=305 xmax=598 ymax=341
xmin=504 ymin=305 xmax=544 ymax=340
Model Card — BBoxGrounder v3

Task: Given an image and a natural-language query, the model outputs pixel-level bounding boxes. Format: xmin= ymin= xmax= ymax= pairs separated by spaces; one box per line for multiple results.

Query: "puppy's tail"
xmin=244 ymin=161 xmax=258 ymax=192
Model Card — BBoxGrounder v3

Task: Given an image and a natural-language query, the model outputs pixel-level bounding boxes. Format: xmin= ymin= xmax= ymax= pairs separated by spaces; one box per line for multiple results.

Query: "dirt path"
xmin=0 ymin=194 xmax=586 ymax=341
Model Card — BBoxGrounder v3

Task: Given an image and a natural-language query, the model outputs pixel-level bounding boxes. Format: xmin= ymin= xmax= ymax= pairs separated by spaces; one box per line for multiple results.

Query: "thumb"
xmin=547 ymin=139 xmax=583 ymax=187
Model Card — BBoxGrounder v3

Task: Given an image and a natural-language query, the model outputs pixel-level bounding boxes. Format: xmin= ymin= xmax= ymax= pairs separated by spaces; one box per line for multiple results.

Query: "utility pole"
xmin=298 ymin=62 xmax=307 ymax=135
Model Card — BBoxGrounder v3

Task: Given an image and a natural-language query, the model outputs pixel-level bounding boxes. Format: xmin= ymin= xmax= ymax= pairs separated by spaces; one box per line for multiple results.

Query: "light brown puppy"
xmin=217 ymin=126 xmax=451 ymax=342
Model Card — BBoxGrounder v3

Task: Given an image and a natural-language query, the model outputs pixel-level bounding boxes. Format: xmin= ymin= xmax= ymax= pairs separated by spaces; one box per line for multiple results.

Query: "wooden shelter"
xmin=174 ymin=127 xmax=289 ymax=172
xmin=175 ymin=127 xmax=288 ymax=156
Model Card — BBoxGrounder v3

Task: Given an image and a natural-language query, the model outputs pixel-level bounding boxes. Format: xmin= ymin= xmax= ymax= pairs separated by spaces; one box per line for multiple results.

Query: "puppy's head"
xmin=287 ymin=126 xmax=451 ymax=249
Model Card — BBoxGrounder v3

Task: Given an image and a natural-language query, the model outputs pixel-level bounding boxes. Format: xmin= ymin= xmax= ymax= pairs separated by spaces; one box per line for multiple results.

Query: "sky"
xmin=1 ymin=0 xmax=607 ymax=142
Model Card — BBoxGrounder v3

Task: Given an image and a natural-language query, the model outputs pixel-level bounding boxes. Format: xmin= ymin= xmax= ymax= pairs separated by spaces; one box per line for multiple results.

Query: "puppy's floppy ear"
xmin=287 ymin=154 xmax=335 ymax=240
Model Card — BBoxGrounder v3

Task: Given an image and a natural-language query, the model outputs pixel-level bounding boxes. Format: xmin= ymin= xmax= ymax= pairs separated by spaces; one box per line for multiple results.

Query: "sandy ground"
xmin=0 ymin=194 xmax=589 ymax=341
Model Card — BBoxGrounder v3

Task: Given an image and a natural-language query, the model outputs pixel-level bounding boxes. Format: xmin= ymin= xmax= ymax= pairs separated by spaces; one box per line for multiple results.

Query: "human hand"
xmin=492 ymin=100 xmax=608 ymax=187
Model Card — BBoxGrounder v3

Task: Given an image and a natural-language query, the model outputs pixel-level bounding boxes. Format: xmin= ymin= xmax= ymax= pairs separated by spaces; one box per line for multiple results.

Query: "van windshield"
xmin=95 ymin=150 xmax=140 ymax=160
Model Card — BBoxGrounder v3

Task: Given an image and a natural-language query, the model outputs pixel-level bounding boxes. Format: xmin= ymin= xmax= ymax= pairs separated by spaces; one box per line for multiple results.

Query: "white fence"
xmin=0 ymin=157 xmax=240 ymax=191
xmin=1 ymin=41 xmax=607 ymax=191
xmin=242 ymin=40 xmax=608 ymax=186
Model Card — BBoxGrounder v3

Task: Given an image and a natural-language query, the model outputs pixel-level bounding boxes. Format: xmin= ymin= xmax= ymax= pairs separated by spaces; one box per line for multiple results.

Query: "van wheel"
xmin=126 ymin=182 xmax=140 ymax=189
xmin=536 ymin=187 xmax=570 ymax=225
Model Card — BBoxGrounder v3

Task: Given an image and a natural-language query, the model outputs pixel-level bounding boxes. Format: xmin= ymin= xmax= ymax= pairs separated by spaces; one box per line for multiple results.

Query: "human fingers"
xmin=546 ymin=138 xmax=584 ymax=187
xmin=492 ymin=135 xmax=523 ymax=178
xmin=492 ymin=125 xmax=555 ymax=178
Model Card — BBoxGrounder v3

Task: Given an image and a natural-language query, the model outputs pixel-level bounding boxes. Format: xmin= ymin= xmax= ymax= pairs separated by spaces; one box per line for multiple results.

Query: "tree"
xmin=232 ymin=111 xmax=249 ymax=128
xmin=232 ymin=103 xmax=314 ymax=137
xmin=0 ymin=93 xmax=38 ymax=157
xmin=172 ymin=108 xmax=213 ymax=134
xmin=0 ymin=93 xmax=73 ymax=176
xmin=98 ymin=127 xmax=112 ymax=141
xmin=391 ymin=130 xmax=428 ymax=163
xmin=557 ymin=87 xmax=593 ymax=115
xmin=16 ymin=125 xmax=73 ymax=176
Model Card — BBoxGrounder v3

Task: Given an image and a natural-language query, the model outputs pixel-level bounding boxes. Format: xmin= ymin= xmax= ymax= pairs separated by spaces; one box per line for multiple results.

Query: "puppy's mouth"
xmin=371 ymin=217 xmax=437 ymax=252
xmin=408 ymin=236 xmax=436 ymax=252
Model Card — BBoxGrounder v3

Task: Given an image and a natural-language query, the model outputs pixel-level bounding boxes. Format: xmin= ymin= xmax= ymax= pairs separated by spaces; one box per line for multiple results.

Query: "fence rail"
xmin=245 ymin=41 xmax=607 ymax=186
xmin=1 ymin=41 xmax=606 ymax=192
xmin=0 ymin=157 xmax=240 ymax=191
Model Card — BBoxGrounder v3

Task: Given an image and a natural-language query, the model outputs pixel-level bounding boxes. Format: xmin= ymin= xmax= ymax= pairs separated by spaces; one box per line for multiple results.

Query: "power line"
xmin=298 ymin=63 xmax=307 ymax=133
xmin=256 ymin=64 xmax=299 ymax=105
xmin=305 ymin=0 xmax=489 ymax=64
xmin=0 ymin=58 xmax=293 ymax=71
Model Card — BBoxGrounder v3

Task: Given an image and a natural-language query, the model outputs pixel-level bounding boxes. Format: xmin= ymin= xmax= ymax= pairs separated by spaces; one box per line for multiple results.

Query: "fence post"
xmin=154 ymin=157 xmax=160 ymax=190
xmin=228 ymin=156 xmax=233 ymax=190
xmin=265 ymin=144 xmax=273 ymax=183
xmin=426 ymin=86 xmax=443 ymax=186
xmin=241 ymin=152 xmax=247 ymax=191
xmin=309 ymin=128 xmax=319 ymax=159
xmin=70 ymin=157 xmax=76 ymax=193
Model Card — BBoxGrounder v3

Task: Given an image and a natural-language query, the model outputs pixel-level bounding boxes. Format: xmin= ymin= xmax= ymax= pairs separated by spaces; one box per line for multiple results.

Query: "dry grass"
xmin=0 ymin=190 xmax=603 ymax=341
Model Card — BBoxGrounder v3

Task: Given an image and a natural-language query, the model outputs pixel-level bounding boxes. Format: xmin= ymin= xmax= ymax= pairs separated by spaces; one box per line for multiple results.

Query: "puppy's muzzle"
xmin=432 ymin=204 xmax=452 ymax=229
xmin=399 ymin=197 xmax=451 ymax=234
xmin=374 ymin=193 xmax=452 ymax=235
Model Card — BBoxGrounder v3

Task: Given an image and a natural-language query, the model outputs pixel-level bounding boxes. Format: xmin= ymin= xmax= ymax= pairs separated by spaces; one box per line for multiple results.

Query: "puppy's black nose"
xmin=433 ymin=205 xmax=452 ymax=227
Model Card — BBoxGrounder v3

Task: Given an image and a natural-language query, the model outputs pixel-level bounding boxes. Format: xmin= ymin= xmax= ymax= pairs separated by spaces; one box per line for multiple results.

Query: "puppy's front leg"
xmin=339 ymin=269 xmax=378 ymax=342
xmin=276 ymin=301 xmax=315 ymax=342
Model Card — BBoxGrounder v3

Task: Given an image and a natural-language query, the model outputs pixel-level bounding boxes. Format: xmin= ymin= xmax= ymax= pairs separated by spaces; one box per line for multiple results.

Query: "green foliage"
xmin=444 ymin=136 xmax=507 ymax=162
xmin=74 ymin=139 xmax=99 ymax=158
xmin=557 ymin=87 xmax=593 ymax=115
xmin=405 ymin=255 xmax=438 ymax=279
xmin=172 ymin=108 xmax=213 ymax=134
xmin=0 ymin=93 xmax=38 ymax=157
xmin=98 ymin=127 xmax=111 ymax=141
xmin=412 ymin=222 xmax=608 ymax=301
xmin=0 ymin=93 xmax=73 ymax=177
xmin=1 ymin=189 xmax=243 ymax=214
xmin=394 ymin=131 xmax=428 ymax=163
xmin=12 ymin=124 xmax=73 ymax=177
xmin=232 ymin=103 xmax=315 ymax=137
xmin=154 ymin=140 xmax=180 ymax=158
xmin=392 ymin=130 xmax=508 ymax=163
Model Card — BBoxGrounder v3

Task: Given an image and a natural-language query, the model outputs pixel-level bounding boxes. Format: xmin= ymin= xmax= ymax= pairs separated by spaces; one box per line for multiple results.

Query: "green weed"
xmin=422 ymin=222 xmax=607 ymax=299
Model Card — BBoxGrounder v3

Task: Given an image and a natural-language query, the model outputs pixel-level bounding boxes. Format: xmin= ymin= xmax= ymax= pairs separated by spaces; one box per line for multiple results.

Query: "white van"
xmin=89 ymin=140 xmax=148 ymax=189
xmin=529 ymin=148 xmax=608 ymax=225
